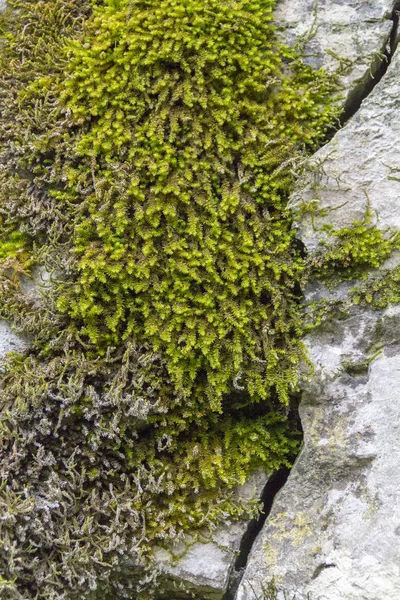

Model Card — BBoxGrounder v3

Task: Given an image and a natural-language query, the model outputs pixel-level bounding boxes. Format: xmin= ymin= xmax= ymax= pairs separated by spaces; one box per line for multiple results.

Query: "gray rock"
xmin=238 ymin=310 xmax=400 ymax=600
xmin=237 ymin=30 xmax=400 ymax=600
xmin=292 ymin=47 xmax=400 ymax=252
xmin=0 ymin=320 xmax=27 ymax=360
xmin=274 ymin=0 xmax=398 ymax=109
xmin=155 ymin=470 xmax=268 ymax=599
xmin=0 ymin=266 xmax=49 ymax=362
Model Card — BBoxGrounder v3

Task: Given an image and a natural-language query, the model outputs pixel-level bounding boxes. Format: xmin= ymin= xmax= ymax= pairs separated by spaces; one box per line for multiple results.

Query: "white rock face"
xmin=237 ymin=29 xmax=400 ymax=600
xmin=275 ymin=0 xmax=398 ymax=109
xmin=0 ymin=321 xmax=26 ymax=359
xmin=293 ymin=50 xmax=400 ymax=251
xmin=238 ymin=307 xmax=400 ymax=600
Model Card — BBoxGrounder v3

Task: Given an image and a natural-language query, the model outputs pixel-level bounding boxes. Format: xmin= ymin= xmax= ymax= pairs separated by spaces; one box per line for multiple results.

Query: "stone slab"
xmin=0 ymin=320 xmax=27 ymax=360
xmin=155 ymin=470 xmax=268 ymax=599
xmin=274 ymin=0 xmax=398 ymax=109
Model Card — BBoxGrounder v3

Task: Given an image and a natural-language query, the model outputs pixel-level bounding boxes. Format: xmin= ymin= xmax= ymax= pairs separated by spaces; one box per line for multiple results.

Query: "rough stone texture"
xmin=0 ymin=321 xmax=27 ymax=360
xmin=274 ymin=0 xmax=399 ymax=109
xmin=0 ymin=266 xmax=48 ymax=363
xmin=154 ymin=470 xmax=268 ymax=599
xmin=237 ymin=32 xmax=400 ymax=600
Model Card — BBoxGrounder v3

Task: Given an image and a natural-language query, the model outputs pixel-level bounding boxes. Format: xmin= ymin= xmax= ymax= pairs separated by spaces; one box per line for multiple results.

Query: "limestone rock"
xmin=293 ymin=47 xmax=400 ymax=252
xmin=237 ymin=31 xmax=400 ymax=600
xmin=155 ymin=470 xmax=268 ymax=599
xmin=0 ymin=321 xmax=27 ymax=360
xmin=274 ymin=0 xmax=398 ymax=109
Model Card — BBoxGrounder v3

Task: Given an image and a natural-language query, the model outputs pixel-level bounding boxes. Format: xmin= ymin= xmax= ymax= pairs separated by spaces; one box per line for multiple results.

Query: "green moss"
xmin=302 ymin=206 xmax=400 ymax=332
xmin=0 ymin=0 xmax=341 ymax=598
xmin=350 ymin=263 xmax=400 ymax=308
xmin=0 ymin=230 xmax=30 ymax=264
xmin=55 ymin=0 xmax=339 ymax=408
xmin=309 ymin=205 xmax=400 ymax=283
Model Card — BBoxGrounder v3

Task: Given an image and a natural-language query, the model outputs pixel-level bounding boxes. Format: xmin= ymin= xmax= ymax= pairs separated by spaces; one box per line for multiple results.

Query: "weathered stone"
xmin=275 ymin=0 xmax=399 ymax=109
xmin=0 ymin=321 xmax=27 ymax=360
xmin=0 ymin=266 xmax=49 ymax=363
xmin=155 ymin=470 xmax=268 ymax=600
xmin=293 ymin=56 xmax=400 ymax=252
xmin=237 ymin=32 xmax=400 ymax=600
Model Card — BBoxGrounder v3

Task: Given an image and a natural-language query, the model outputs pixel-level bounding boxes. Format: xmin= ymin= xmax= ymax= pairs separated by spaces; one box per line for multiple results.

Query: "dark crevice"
xmin=221 ymin=468 xmax=291 ymax=600
xmin=221 ymin=404 xmax=304 ymax=600
xmin=339 ymin=2 xmax=400 ymax=124
xmin=312 ymin=563 xmax=336 ymax=580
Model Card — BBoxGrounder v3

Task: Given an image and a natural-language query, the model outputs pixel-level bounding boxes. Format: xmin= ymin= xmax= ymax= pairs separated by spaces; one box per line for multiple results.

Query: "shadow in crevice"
xmin=222 ymin=404 xmax=303 ymax=600
xmin=339 ymin=2 xmax=400 ymax=125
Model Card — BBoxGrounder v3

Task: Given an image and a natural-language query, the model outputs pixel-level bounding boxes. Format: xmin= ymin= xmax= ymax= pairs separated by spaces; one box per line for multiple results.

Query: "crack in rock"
xmin=341 ymin=1 xmax=400 ymax=123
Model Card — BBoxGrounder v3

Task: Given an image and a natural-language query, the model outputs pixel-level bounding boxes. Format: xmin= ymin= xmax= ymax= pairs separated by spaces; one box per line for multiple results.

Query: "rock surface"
xmin=275 ymin=0 xmax=399 ymax=110
xmin=0 ymin=321 xmax=27 ymax=360
xmin=237 ymin=26 xmax=400 ymax=600
xmin=154 ymin=470 xmax=268 ymax=599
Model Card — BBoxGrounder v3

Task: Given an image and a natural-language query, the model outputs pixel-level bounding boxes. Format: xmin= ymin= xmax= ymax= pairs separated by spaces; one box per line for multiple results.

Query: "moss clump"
xmin=0 ymin=0 xmax=339 ymax=598
xmin=350 ymin=264 xmax=400 ymax=308
xmin=57 ymin=0 xmax=338 ymax=408
xmin=303 ymin=206 xmax=400 ymax=331
xmin=310 ymin=206 xmax=400 ymax=283
xmin=0 ymin=228 xmax=30 ymax=264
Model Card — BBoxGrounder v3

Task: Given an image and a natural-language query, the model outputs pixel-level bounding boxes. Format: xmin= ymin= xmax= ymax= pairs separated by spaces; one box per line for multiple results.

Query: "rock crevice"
xmin=340 ymin=0 xmax=400 ymax=122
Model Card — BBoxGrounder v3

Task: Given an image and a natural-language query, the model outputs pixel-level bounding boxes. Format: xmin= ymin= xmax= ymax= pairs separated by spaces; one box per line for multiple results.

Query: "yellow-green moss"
xmin=310 ymin=206 xmax=400 ymax=283
xmin=303 ymin=206 xmax=400 ymax=331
